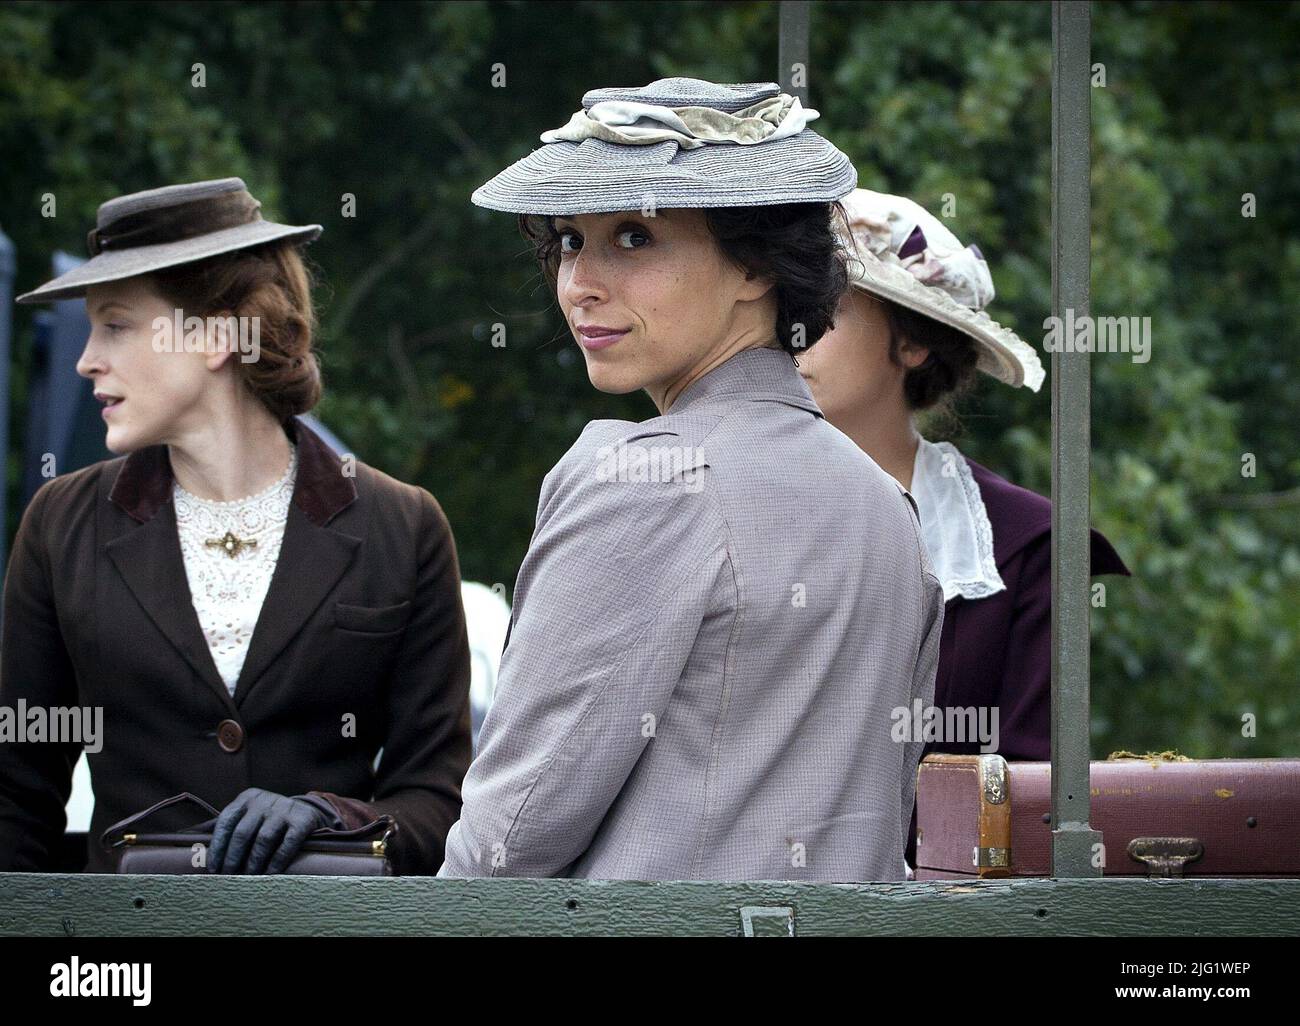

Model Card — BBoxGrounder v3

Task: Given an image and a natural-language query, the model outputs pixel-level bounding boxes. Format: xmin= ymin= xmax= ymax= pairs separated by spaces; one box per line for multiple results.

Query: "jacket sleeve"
xmin=0 ymin=482 xmax=83 ymax=871
xmin=995 ymin=527 xmax=1131 ymax=762
xmin=308 ymin=488 xmax=473 ymax=875
xmin=438 ymin=425 xmax=724 ymax=877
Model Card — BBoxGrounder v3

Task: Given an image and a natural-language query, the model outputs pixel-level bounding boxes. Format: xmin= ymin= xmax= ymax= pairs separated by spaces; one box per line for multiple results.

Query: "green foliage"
xmin=2 ymin=1 xmax=1295 ymax=756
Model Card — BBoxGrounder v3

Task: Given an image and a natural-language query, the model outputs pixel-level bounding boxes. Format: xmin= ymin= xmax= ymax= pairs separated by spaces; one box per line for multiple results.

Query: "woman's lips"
xmin=577 ymin=327 xmax=629 ymax=351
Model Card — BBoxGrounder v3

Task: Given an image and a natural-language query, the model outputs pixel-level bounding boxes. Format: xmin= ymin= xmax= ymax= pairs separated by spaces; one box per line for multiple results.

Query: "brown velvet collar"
xmin=109 ymin=417 xmax=358 ymax=526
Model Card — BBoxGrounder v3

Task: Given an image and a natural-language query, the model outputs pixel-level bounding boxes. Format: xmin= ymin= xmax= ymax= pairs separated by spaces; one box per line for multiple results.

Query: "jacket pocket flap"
xmin=334 ymin=600 xmax=412 ymax=633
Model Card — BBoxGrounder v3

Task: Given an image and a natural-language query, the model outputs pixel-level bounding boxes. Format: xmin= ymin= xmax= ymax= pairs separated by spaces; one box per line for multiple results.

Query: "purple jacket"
xmin=905 ymin=457 xmax=1130 ymax=865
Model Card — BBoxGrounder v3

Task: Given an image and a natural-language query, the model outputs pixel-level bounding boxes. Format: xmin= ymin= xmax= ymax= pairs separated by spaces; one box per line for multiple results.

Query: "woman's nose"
xmin=75 ymin=335 xmax=105 ymax=379
xmin=560 ymin=248 xmax=609 ymax=307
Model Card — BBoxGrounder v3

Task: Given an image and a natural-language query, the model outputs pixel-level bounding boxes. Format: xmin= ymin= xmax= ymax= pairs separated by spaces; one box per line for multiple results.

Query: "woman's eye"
xmin=558 ymin=227 xmax=648 ymax=254
xmin=105 ymin=323 xmax=127 ymax=335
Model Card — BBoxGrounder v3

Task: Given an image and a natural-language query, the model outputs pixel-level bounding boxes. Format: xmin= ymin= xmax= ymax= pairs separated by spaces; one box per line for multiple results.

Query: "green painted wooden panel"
xmin=2 ymin=874 xmax=1297 ymax=936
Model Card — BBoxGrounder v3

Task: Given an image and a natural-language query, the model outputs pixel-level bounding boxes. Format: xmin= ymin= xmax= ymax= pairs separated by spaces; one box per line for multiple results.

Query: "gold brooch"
xmin=205 ymin=531 xmax=258 ymax=559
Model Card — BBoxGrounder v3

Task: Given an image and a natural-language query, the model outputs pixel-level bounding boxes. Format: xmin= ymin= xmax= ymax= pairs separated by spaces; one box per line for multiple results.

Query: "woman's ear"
xmin=203 ymin=311 xmax=237 ymax=372
xmin=896 ymin=336 xmax=931 ymax=370
xmin=737 ymin=266 xmax=776 ymax=302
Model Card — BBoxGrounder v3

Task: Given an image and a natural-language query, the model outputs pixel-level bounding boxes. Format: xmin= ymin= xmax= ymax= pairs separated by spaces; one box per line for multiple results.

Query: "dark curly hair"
xmin=518 ymin=201 xmax=851 ymax=356
xmin=881 ymin=298 xmax=980 ymax=416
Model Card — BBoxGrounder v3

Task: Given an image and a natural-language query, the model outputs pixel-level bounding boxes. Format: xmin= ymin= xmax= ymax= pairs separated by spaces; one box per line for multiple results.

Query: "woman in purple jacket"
xmin=797 ymin=189 xmax=1130 ymax=868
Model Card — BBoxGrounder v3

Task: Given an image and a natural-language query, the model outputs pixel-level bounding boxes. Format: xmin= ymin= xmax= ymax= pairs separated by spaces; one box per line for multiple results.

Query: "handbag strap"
xmin=101 ymin=793 xmax=399 ymax=851
xmin=99 ymin=792 xmax=221 ymax=851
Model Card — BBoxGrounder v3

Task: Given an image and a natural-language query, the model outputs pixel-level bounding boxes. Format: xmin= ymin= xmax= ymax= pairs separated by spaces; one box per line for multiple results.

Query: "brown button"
xmin=216 ymin=719 xmax=244 ymax=753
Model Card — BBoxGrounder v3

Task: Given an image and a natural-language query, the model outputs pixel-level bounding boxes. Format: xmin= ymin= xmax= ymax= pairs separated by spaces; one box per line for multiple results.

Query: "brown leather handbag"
xmin=100 ymin=792 xmax=397 ymax=876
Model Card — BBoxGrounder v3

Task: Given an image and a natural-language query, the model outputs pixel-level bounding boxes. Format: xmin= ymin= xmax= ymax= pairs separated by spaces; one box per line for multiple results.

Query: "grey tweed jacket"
xmin=438 ymin=346 xmax=943 ymax=882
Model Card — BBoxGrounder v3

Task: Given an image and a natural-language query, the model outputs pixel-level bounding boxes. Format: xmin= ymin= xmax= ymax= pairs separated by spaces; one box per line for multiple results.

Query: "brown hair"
xmin=146 ymin=240 xmax=321 ymax=423
xmin=881 ymin=298 xmax=980 ymax=423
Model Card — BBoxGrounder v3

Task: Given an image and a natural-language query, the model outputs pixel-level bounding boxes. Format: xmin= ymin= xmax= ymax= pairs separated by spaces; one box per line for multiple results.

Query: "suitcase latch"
xmin=973 ymin=846 xmax=1011 ymax=869
xmin=1126 ymin=837 xmax=1204 ymax=877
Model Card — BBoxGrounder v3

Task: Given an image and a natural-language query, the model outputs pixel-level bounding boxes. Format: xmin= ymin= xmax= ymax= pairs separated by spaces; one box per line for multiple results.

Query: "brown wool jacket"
xmin=0 ymin=417 xmax=471 ymax=874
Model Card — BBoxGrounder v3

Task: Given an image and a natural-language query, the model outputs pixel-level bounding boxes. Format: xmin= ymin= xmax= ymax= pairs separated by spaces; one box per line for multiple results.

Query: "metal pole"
xmin=778 ymin=1 xmax=810 ymax=105
xmin=1050 ymin=0 xmax=1101 ymax=878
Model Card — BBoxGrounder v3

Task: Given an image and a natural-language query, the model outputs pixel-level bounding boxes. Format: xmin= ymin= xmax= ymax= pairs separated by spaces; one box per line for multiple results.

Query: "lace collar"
xmin=172 ymin=444 xmax=298 ymax=534
xmin=905 ymin=439 xmax=1006 ymax=603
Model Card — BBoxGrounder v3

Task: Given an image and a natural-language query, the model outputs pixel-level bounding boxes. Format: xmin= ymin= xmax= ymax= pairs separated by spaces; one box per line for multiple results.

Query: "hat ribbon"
xmin=540 ymin=93 xmax=819 ymax=150
xmin=86 ymin=189 xmax=263 ymax=256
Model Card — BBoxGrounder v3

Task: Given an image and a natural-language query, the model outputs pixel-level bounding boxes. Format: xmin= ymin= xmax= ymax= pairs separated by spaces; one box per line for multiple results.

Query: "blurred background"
xmin=1 ymin=0 xmax=1296 ymax=761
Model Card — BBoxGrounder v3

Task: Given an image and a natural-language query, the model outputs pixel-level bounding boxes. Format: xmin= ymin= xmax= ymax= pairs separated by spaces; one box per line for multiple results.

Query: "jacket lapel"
xmin=105 ymin=483 xmax=234 ymax=711
xmin=230 ymin=502 xmax=359 ymax=705
xmin=230 ymin=420 xmax=360 ymax=705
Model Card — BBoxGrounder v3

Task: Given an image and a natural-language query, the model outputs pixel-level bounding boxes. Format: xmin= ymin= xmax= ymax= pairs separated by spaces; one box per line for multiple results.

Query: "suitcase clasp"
xmin=1126 ymin=837 xmax=1205 ymax=877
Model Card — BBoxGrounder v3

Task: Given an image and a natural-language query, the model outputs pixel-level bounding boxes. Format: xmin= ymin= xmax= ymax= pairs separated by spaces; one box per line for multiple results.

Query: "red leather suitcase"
xmin=914 ymin=753 xmax=1300 ymax=879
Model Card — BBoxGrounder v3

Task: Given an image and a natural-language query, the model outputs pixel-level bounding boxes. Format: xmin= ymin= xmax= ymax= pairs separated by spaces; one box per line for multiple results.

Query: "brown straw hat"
xmin=15 ymin=177 xmax=322 ymax=304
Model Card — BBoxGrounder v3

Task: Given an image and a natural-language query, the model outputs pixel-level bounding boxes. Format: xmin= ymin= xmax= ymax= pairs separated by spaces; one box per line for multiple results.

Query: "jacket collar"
xmin=109 ymin=416 xmax=357 ymax=526
xmin=665 ymin=345 xmax=824 ymax=417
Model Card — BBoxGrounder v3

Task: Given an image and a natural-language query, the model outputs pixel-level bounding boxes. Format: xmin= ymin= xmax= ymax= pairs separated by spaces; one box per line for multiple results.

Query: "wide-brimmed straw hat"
xmin=15 ymin=177 xmax=322 ymax=304
xmin=471 ymin=77 xmax=858 ymax=215
xmin=837 ymin=188 xmax=1044 ymax=391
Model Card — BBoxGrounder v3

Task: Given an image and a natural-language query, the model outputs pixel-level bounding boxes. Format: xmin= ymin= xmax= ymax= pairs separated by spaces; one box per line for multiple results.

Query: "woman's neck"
xmin=653 ymin=337 xmax=782 ymax=415
xmin=168 ymin=403 xmax=294 ymax=503
xmin=838 ymin=405 xmax=922 ymax=491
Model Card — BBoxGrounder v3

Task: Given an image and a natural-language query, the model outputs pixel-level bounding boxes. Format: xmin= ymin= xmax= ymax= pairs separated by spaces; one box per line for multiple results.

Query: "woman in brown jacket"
xmin=0 ymin=178 xmax=472 ymax=874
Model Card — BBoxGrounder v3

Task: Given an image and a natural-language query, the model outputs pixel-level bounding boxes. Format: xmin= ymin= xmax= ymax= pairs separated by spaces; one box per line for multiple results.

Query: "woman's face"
xmin=554 ymin=208 xmax=775 ymax=407
xmin=78 ymin=278 xmax=227 ymax=454
xmin=797 ymin=289 xmax=925 ymax=427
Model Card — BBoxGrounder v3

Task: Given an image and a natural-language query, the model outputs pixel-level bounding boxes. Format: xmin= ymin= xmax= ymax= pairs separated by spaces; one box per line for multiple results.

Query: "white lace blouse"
xmin=905 ymin=438 xmax=1006 ymax=603
xmin=173 ymin=445 xmax=298 ymax=693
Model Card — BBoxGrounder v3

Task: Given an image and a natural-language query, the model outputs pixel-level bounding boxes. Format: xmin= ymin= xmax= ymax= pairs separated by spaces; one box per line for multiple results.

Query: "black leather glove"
xmin=208 ymin=788 xmax=332 ymax=875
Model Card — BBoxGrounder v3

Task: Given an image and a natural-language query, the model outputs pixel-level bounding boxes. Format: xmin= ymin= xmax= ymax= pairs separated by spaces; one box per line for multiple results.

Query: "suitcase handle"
xmin=1127 ymin=837 xmax=1205 ymax=877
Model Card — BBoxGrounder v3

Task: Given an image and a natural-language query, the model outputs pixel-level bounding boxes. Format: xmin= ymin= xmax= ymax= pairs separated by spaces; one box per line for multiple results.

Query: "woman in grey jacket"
xmin=438 ymin=78 xmax=944 ymax=882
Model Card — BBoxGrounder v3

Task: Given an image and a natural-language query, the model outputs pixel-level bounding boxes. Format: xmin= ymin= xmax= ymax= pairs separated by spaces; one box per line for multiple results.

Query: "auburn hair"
xmin=146 ymin=240 xmax=320 ymax=423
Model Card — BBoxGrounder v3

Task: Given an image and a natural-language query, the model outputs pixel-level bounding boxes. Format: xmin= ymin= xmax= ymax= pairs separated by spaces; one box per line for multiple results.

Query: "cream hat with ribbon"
xmin=837 ymin=188 xmax=1044 ymax=391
